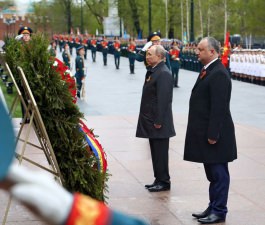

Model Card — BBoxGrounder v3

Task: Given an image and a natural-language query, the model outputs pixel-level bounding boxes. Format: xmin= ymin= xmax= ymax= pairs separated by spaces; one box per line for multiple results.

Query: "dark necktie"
xmin=199 ymin=67 xmax=206 ymax=79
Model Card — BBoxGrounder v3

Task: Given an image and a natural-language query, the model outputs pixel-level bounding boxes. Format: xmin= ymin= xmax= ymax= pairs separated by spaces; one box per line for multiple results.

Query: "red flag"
xmin=221 ymin=32 xmax=230 ymax=68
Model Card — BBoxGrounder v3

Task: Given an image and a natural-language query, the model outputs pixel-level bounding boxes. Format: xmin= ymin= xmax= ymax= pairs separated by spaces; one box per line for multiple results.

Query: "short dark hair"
xmin=203 ymin=37 xmax=220 ymax=54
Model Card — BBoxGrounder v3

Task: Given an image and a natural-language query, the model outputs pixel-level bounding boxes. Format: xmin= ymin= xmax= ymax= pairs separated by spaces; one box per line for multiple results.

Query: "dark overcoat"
xmin=136 ymin=61 xmax=176 ymax=139
xmin=184 ymin=59 xmax=237 ymax=163
xmin=75 ymin=55 xmax=84 ymax=78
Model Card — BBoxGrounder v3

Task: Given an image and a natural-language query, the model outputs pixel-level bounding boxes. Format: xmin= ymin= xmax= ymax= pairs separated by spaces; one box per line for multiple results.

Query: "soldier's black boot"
xmin=132 ymin=65 xmax=135 ymax=74
xmin=115 ymin=59 xmax=119 ymax=69
xmin=174 ymin=75 xmax=179 ymax=88
xmin=130 ymin=65 xmax=133 ymax=74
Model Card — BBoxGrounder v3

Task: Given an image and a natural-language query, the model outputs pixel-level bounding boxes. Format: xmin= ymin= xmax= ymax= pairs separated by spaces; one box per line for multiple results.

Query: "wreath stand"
xmin=2 ymin=63 xmax=63 ymax=224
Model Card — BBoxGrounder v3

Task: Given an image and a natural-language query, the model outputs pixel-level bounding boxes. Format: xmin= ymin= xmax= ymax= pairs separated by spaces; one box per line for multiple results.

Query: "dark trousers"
xmin=84 ymin=49 xmax=87 ymax=59
xmin=129 ymin=57 xmax=135 ymax=74
xmin=91 ymin=50 xmax=96 ymax=62
xmin=171 ymin=67 xmax=179 ymax=86
xmin=149 ymin=138 xmax=170 ymax=184
xmin=75 ymin=75 xmax=83 ymax=97
xmin=114 ymin=55 xmax=120 ymax=69
xmin=102 ymin=52 xmax=107 ymax=65
xmin=204 ymin=163 xmax=230 ymax=218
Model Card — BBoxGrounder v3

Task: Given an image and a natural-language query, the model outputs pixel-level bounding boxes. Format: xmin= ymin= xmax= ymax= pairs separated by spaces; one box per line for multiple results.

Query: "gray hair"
xmin=202 ymin=37 xmax=220 ymax=54
xmin=153 ymin=45 xmax=166 ymax=59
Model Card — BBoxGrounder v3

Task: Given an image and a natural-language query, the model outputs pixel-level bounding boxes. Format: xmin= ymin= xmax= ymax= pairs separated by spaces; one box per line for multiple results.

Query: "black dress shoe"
xmin=20 ymin=118 xmax=30 ymax=125
xmin=198 ymin=213 xmax=225 ymax=224
xmin=145 ymin=182 xmax=157 ymax=189
xmin=148 ymin=183 xmax=170 ymax=192
xmin=192 ymin=207 xmax=211 ymax=219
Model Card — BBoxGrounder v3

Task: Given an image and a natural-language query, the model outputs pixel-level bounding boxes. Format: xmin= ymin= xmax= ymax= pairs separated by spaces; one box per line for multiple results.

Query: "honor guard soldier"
xmin=253 ymin=50 xmax=261 ymax=84
xmin=229 ymin=49 xmax=237 ymax=79
xmin=190 ymin=44 xmax=197 ymax=72
xmin=62 ymin=43 xmax=71 ymax=68
xmin=63 ymin=35 xmax=69 ymax=51
xmin=49 ymin=41 xmax=57 ymax=57
xmin=69 ymin=35 xmax=74 ymax=55
xmin=127 ymin=38 xmax=136 ymax=74
xmin=261 ymin=50 xmax=265 ymax=86
xmin=90 ymin=35 xmax=97 ymax=62
xmin=135 ymin=31 xmax=171 ymax=70
xmin=181 ymin=45 xmax=188 ymax=70
xmin=17 ymin=26 xmax=33 ymax=124
xmin=17 ymin=26 xmax=33 ymax=43
xmin=59 ymin=35 xmax=64 ymax=52
xmin=113 ymin=37 xmax=121 ymax=69
xmin=82 ymin=36 xmax=88 ymax=60
xmin=75 ymin=46 xmax=85 ymax=98
xmin=186 ymin=45 xmax=192 ymax=70
xmin=75 ymin=37 xmax=81 ymax=55
xmin=101 ymin=36 xmax=109 ymax=66
xmin=169 ymin=41 xmax=181 ymax=87
xmin=233 ymin=50 xmax=240 ymax=80
xmin=53 ymin=34 xmax=58 ymax=46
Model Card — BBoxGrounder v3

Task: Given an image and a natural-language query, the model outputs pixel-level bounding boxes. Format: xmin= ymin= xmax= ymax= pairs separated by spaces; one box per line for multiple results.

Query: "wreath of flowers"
xmin=52 ymin=58 xmax=107 ymax=173
xmin=52 ymin=58 xmax=77 ymax=103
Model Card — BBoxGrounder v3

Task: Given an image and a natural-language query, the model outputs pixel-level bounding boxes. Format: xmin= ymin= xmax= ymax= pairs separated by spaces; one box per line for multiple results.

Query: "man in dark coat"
xmin=184 ymin=37 xmax=237 ymax=224
xmin=136 ymin=45 xmax=175 ymax=192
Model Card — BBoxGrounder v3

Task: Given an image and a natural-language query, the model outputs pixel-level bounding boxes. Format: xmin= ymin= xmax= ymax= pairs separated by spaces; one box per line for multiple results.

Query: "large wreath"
xmin=4 ymin=34 xmax=108 ymax=201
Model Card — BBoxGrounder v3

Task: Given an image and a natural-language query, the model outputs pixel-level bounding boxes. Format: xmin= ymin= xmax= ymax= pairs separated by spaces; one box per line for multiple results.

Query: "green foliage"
xmin=30 ymin=0 xmax=264 ymax=40
xmin=4 ymin=34 xmax=108 ymax=201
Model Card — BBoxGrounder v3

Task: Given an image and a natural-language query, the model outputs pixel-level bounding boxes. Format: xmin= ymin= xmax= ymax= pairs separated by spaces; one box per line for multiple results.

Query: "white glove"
xmin=7 ymin=165 xmax=73 ymax=225
xmin=142 ymin=41 xmax=152 ymax=51
xmin=15 ymin=34 xmax=23 ymax=40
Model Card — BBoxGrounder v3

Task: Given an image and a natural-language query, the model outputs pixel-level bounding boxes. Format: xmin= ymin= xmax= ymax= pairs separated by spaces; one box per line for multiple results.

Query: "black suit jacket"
xmin=136 ymin=61 xmax=175 ymax=139
xmin=184 ymin=59 xmax=237 ymax=163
